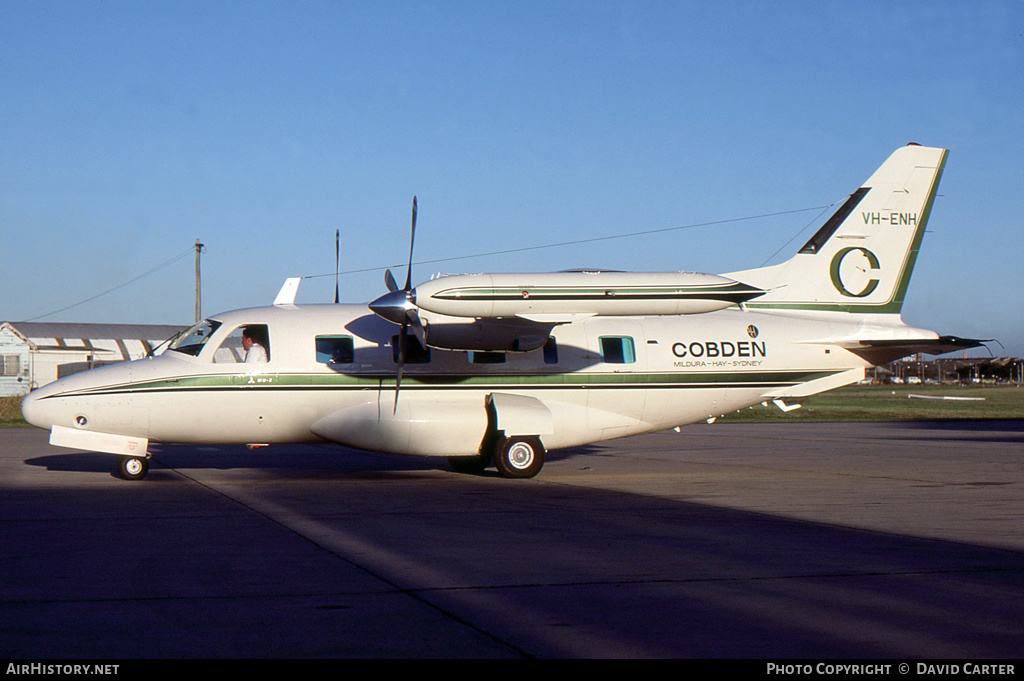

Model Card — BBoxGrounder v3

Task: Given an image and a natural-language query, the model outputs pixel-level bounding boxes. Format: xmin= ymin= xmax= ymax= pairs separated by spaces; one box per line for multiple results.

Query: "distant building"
xmin=0 ymin=322 xmax=185 ymax=397
xmin=881 ymin=355 xmax=1024 ymax=385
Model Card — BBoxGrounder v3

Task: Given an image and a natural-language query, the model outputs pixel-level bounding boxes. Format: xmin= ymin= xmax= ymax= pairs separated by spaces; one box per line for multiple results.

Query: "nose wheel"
xmin=117 ymin=455 xmax=149 ymax=481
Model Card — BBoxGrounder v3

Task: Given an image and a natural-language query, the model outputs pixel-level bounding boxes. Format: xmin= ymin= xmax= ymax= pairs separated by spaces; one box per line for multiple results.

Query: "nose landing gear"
xmin=117 ymin=455 xmax=149 ymax=481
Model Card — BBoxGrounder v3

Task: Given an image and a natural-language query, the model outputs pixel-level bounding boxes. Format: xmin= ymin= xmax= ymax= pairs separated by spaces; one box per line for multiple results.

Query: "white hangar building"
xmin=0 ymin=321 xmax=185 ymax=397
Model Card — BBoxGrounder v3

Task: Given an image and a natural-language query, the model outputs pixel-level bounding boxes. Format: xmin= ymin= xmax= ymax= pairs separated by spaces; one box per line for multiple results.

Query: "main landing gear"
xmin=116 ymin=455 xmax=150 ymax=481
xmin=448 ymin=435 xmax=546 ymax=479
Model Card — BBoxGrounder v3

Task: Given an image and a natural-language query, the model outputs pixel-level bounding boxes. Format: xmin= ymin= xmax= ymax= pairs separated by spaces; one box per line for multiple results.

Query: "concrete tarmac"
xmin=1 ymin=421 xmax=1022 ymax=658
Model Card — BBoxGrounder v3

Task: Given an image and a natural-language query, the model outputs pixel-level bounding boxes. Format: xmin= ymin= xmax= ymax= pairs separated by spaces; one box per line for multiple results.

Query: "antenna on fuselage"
xmin=334 ymin=228 xmax=340 ymax=304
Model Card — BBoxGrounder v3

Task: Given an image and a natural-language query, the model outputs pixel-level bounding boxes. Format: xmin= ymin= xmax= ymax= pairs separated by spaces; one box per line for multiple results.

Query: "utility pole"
xmin=194 ymin=239 xmax=204 ymax=322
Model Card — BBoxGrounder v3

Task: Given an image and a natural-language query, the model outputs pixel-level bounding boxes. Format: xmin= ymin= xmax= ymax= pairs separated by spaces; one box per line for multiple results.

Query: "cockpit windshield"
xmin=168 ymin=320 xmax=222 ymax=357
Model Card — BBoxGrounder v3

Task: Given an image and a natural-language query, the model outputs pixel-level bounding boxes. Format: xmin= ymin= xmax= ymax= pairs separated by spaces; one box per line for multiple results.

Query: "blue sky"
xmin=2 ymin=1 xmax=1022 ymax=356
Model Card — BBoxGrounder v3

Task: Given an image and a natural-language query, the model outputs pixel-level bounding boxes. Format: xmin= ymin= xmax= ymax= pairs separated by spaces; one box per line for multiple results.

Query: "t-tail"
xmin=729 ymin=144 xmax=947 ymax=314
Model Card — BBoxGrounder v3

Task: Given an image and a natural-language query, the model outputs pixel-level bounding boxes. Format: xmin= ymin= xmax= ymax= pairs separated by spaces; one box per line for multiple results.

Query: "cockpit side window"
xmin=168 ymin=320 xmax=222 ymax=357
xmin=214 ymin=324 xmax=271 ymax=363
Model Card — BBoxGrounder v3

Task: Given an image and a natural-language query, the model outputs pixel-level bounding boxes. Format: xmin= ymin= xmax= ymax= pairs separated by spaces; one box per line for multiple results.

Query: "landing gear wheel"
xmin=447 ymin=452 xmax=493 ymax=474
xmin=493 ymin=436 xmax=545 ymax=479
xmin=117 ymin=455 xmax=149 ymax=481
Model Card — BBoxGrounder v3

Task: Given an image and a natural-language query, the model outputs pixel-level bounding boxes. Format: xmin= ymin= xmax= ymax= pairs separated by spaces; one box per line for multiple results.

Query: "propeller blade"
xmin=394 ymin=321 xmax=408 ymax=413
xmin=334 ymin=229 xmax=340 ymax=304
xmin=379 ymin=196 xmax=420 ymax=413
xmin=404 ymin=196 xmax=417 ymax=291
xmin=407 ymin=308 xmax=426 ymax=349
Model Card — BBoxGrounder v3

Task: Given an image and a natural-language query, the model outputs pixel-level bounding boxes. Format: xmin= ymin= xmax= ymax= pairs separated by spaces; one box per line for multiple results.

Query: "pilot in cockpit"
xmin=242 ymin=326 xmax=269 ymax=363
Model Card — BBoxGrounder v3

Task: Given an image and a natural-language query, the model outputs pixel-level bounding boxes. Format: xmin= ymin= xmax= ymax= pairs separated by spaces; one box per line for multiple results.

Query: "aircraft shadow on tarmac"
xmin=25 ymin=418 xmax=1024 ymax=480
xmin=25 ymin=441 xmax=597 ymax=479
xmin=26 ymin=420 xmax=1024 ymax=479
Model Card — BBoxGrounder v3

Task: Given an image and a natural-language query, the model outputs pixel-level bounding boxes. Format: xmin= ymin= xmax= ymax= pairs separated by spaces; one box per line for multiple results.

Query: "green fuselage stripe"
xmin=42 ymin=369 xmax=839 ymax=399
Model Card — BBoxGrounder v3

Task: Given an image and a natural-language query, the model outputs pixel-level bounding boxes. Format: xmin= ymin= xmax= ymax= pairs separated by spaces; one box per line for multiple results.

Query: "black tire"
xmin=117 ymin=456 xmax=149 ymax=481
xmin=447 ymin=452 xmax=493 ymax=474
xmin=493 ymin=436 xmax=545 ymax=479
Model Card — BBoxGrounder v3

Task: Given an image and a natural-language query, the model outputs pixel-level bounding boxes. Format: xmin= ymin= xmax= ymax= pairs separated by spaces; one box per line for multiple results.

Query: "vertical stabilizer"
xmin=728 ymin=144 xmax=947 ymax=313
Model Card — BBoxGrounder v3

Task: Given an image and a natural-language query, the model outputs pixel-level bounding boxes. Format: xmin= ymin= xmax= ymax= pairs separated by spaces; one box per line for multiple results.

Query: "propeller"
xmin=405 ymin=196 xmax=417 ymax=291
xmin=334 ymin=229 xmax=340 ymax=304
xmin=368 ymin=197 xmax=427 ymax=411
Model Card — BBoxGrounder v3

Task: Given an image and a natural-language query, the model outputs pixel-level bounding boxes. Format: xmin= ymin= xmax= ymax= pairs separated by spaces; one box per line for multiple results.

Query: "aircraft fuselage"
xmin=22 ymin=302 xmax=869 ymax=455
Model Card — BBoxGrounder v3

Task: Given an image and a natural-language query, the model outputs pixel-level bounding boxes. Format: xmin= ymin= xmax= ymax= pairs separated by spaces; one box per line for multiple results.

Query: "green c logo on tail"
xmin=830 ymin=247 xmax=880 ymax=297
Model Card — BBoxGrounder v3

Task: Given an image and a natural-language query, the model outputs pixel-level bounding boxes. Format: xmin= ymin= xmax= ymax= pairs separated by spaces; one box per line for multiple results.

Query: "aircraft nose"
xmin=20 ymin=387 xmax=55 ymax=430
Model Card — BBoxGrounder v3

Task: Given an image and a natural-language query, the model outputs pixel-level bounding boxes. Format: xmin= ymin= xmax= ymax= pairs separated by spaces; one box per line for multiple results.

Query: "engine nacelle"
xmin=310 ymin=396 xmax=489 ymax=457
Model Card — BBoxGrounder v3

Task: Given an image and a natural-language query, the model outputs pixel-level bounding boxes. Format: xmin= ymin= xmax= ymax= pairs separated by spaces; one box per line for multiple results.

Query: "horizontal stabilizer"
xmin=796 ymin=317 xmax=987 ymax=364
xmin=836 ymin=335 xmax=988 ymax=364
xmin=838 ymin=335 xmax=987 ymax=355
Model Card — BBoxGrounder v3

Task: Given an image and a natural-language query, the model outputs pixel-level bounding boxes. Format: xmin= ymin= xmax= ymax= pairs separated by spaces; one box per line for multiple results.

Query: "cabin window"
xmin=169 ymin=320 xmax=222 ymax=357
xmin=391 ymin=335 xmax=430 ymax=364
xmin=599 ymin=336 xmax=636 ymax=364
xmin=468 ymin=351 xmax=505 ymax=364
xmin=316 ymin=335 xmax=355 ymax=364
xmin=213 ymin=325 xmax=270 ymax=363
xmin=543 ymin=337 xmax=558 ymax=365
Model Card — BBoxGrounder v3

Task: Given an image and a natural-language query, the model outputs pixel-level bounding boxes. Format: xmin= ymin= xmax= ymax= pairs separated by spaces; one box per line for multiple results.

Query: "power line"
xmin=303 ymin=203 xmax=833 ymax=281
xmin=20 ymin=246 xmax=196 ymax=322
xmin=757 ymin=202 xmax=837 ymax=267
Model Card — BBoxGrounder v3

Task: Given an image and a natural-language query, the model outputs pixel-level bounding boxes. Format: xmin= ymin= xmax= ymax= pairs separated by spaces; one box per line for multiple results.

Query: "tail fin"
xmin=729 ymin=144 xmax=947 ymax=314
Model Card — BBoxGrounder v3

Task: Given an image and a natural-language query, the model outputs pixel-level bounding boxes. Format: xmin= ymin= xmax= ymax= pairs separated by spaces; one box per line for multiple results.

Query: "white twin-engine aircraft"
xmin=22 ymin=144 xmax=981 ymax=480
